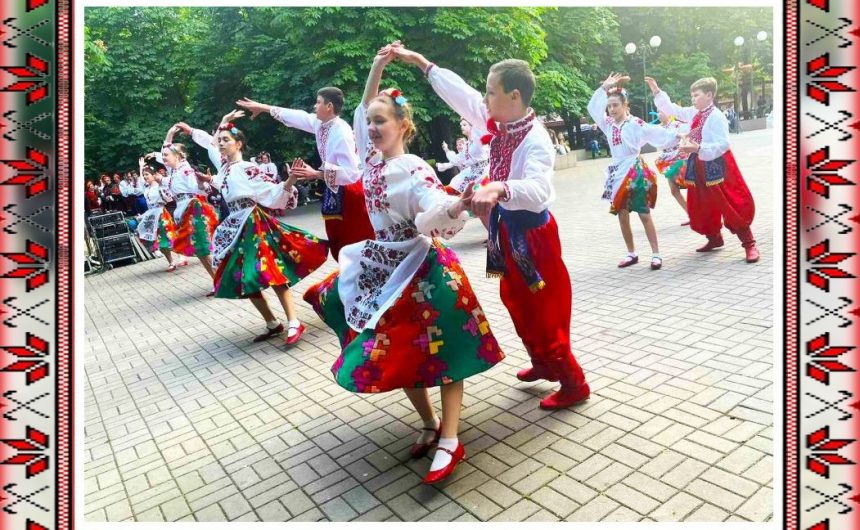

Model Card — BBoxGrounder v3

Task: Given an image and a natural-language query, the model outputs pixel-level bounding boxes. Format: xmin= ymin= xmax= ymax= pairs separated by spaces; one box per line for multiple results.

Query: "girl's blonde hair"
xmin=163 ymin=143 xmax=188 ymax=159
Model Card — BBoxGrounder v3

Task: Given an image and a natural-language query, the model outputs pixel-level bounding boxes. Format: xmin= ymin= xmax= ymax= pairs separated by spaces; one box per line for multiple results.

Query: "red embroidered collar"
xmin=481 ymin=108 xmax=536 ymax=144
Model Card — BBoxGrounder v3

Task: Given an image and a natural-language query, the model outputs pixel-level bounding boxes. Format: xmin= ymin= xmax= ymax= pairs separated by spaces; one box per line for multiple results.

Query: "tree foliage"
xmin=84 ymin=6 xmax=773 ymax=176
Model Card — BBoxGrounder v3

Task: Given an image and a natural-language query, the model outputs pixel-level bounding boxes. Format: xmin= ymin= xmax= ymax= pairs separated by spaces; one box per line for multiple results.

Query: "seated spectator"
xmin=85 ymin=180 xmax=101 ymax=214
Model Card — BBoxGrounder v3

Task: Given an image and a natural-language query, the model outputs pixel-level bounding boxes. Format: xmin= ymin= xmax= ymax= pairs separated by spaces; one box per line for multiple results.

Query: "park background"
xmin=84 ymin=6 xmax=774 ymax=178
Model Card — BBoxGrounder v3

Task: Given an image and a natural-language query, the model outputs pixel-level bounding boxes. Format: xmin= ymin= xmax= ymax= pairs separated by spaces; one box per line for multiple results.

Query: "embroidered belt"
xmin=467 ymin=159 xmax=489 ymax=173
xmin=683 ymin=152 xmax=725 ymax=187
xmin=227 ymin=197 xmax=257 ymax=213
xmin=486 ymin=206 xmax=550 ymax=292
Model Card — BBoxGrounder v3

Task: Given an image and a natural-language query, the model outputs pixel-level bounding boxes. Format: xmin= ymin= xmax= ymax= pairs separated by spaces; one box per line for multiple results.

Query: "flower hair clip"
xmin=382 ymin=88 xmax=408 ymax=106
xmin=219 ymin=121 xmax=240 ymax=135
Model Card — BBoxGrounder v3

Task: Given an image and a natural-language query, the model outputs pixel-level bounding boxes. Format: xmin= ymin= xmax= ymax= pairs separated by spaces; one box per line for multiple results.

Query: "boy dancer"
xmin=237 ymin=88 xmax=375 ymax=261
xmin=647 ymin=76 xmax=759 ymax=262
xmin=393 ymin=43 xmax=589 ymax=409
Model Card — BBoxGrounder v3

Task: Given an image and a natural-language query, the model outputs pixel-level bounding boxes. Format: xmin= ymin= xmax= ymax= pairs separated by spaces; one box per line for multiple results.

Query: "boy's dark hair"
xmin=489 ymin=59 xmax=535 ymax=106
xmin=317 ymin=87 xmax=344 ymax=115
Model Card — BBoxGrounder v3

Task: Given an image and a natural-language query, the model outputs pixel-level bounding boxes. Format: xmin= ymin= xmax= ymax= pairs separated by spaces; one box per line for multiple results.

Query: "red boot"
xmin=744 ymin=245 xmax=760 ymax=263
xmin=539 ymin=383 xmax=591 ymax=410
xmin=737 ymin=227 xmax=759 ymax=263
xmin=516 ymin=365 xmax=558 ymax=382
xmin=696 ymin=235 xmax=724 ymax=252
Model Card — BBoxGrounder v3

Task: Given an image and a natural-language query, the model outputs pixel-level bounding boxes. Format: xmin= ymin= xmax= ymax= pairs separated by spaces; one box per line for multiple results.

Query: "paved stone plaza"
xmin=84 ymin=129 xmax=774 ymax=522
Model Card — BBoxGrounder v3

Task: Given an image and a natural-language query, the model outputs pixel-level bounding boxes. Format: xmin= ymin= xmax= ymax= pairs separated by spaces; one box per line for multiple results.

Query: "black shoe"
xmin=253 ymin=323 xmax=284 ymax=343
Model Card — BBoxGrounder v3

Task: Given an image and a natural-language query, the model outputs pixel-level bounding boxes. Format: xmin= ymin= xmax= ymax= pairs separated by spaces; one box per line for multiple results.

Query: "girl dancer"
xmin=303 ymin=46 xmax=503 ymax=484
xmin=135 ymin=157 xmax=187 ymax=271
xmin=147 ymin=125 xmax=219 ymax=294
xmin=441 ymin=118 xmax=490 ymax=195
xmin=653 ymin=111 xmax=690 ymax=221
xmin=181 ymin=112 xmax=328 ymax=344
xmin=587 ymin=73 xmax=677 ymax=270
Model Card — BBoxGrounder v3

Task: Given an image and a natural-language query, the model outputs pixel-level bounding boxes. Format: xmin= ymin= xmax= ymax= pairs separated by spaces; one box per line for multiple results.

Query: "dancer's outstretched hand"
xmin=291 ymin=158 xmax=322 ymax=180
xmin=601 ymin=72 xmax=629 ymax=90
xmin=374 ymin=44 xmax=396 ymax=66
xmin=283 ymin=171 xmax=298 ymax=191
xmin=391 ymin=46 xmax=422 ymax=66
xmin=196 ymin=168 xmax=213 ymax=184
xmin=471 ymin=182 xmax=504 ymax=218
xmin=236 ymin=97 xmax=269 ymax=120
xmin=645 ymin=76 xmax=660 ymax=95
xmin=679 ymin=139 xmax=699 ymax=155
xmin=174 ymin=122 xmax=192 ymax=135
xmin=447 ymin=183 xmax=475 ymax=219
xmin=220 ymin=109 xmax=245 ymax=126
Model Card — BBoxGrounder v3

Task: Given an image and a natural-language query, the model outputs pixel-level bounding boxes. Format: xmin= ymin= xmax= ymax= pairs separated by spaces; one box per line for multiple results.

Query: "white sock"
xmin=287 ymin=319 xmax=301 ymax=337
xmin=627 ymin=251 xmax=638 ymax=258
xmin=417 ymin=416 xmax=441 ymax=445
xmin=652 ymin=254 xmax=661 ymax=260
xmin=430 ymin=437 xmax=459 ymax=472
xmin=266 ymin=319 xmax=280 ymax=330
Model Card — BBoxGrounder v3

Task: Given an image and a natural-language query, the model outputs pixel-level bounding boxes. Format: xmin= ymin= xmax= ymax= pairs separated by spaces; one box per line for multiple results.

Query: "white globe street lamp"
xmin=624 ymin=36 xmax=661 ymax=117
xmin=734 ymin=36 xmax=745 ymax=47
xmin=757 ymin=31 xmax=768 ymax=41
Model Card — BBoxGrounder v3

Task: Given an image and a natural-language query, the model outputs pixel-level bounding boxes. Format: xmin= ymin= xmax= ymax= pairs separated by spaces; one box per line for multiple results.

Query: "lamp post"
xmin=733 ymin=31 xmax=768 ymax=119
xmin=625 ymin=35 xmax=661 ymax=118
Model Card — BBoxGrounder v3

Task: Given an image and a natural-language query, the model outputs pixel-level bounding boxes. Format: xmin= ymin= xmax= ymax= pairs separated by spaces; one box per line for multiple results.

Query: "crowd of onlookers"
xmin=84 ymin=152 xmax=325 ymax=218
xmin=84 ymin=170 xmax=154 ymax=216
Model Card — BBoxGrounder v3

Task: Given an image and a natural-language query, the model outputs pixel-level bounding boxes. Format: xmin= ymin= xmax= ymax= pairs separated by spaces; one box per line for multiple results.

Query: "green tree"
xmin=84 ymin=7 xmax=211 ymax=176
xmin=614 ymin=7 xmax=773 ymax=117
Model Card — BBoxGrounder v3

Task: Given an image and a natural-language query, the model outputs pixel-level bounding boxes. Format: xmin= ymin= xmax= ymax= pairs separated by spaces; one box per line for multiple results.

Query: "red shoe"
xmin=409 ymin=424 xmax=441 ymax=459
xmin=745 ymin=245 xmax=760 ymax=263
xmin=165 ymin=264 xmax=177 ymax=272
xmin=177 ymin=259 xmax=189 ymax=267
xmin=423 ymin=442 xmax=465 ymax=485
xmin=650 ymin=256 xmax=663 ymax=270
xmin=617 ymin=254 xmax=639 ymax=268
xmin=539 ymin=383 xmax=591 ymax=410
xmin=206 ymin=288 xmax=216 ymax=297
xmin=516 ymin=366 xmax=558 ymax=382
xmin=285 ymin=323 xmax=305 ymax=345
xmin=253 ymin=323 xmax=284 ymax=343
xmin=696 ymin=237 xmax=724 ymax=252
xmin=516 ymin=367 xmax=542 ymax=382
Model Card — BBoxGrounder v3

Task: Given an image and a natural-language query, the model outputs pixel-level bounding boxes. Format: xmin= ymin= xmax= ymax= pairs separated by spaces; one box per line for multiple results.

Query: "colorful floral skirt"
xmin=610 ymin=159 xmax=658 ymax=215
xmin=655 ymin=156 xmax=688 ymax=187
xmin=214 ymin=206 xmax=328 ymax=299
xmin=172 ymin=198 xmax=218 ymax=257
xmin=303 ymin=240 xmax=504 ymax=393
xmin=151 ymin=209 xmax=177 ymax=252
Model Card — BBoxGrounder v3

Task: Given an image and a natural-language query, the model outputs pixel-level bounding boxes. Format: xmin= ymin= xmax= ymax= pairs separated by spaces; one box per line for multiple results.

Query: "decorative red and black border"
xmin=794 ymin=1 xmax=860 ymax=529
xmin=0 ymin=1 xmax=850 ymax=528
xmin=0 ymin=0 xmax=72 ymax=528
